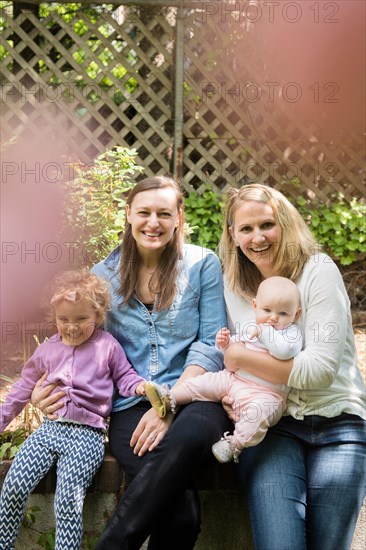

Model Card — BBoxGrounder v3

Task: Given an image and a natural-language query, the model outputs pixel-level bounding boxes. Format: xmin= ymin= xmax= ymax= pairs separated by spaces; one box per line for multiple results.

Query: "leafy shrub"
xmin=65 ymin=147 xmax=144 ymax=266
xmin=184 ymin=186 xmax=223 ymax=251
xmin=296 ymin=194 xmax=366 ymax=265
xmin=0 ymin=427 xmax=29 ymax=460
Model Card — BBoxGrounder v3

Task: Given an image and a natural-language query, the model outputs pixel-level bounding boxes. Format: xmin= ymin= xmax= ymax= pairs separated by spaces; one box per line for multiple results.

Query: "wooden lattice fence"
xmin=0 ymin=1 xmax=364 ymax=201
xmin=0 ymin=3 xmax=175 ymax=175
xmin=182 ymin=4 xmax=365 ymax=200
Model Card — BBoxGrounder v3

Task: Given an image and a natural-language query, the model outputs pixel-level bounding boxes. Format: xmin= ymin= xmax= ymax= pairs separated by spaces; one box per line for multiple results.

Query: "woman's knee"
xmin=170 ymin=402 xmax=231 ymax=446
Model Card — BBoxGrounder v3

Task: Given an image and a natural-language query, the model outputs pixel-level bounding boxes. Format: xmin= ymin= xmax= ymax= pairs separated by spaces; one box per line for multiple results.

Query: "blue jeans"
xmin=239 ymin=413 xmax=366 ymax=550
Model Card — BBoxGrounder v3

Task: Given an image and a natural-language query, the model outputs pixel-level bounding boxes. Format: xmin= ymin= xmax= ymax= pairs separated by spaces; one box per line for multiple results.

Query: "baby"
xmin=0 ymin=269 xmax=146 ymax=550
xmin=146 ymin=276 xmax=302 ymax=463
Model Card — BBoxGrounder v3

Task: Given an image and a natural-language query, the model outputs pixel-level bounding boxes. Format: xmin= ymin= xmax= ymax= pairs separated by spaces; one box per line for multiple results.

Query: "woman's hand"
xmin=225 ymin=343 xmax=292 ymax=384
xmin=31 ymin=371 xmax=66 ymax=420
xmin=222 ymin=395 xmax=240 ymax=423
xmin=130 ymin=407 xmax=173 ymax=457
xmin=131 ymin=365 xmax=205 ymax=457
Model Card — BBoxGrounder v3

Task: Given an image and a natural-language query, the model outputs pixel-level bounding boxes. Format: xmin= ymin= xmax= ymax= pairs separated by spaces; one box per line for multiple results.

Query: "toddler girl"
xmin=0 ymin=269 xmax=145 ymax=549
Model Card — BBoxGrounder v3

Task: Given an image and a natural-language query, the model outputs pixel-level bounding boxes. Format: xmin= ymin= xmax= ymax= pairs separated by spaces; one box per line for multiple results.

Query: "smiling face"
xmin=229 ymin=200 xmax=282 ymax=278
xmin=55 ymin=298 xmax=101 ymax=347
xmin=126 ymin=187 xmax=181 ymax=257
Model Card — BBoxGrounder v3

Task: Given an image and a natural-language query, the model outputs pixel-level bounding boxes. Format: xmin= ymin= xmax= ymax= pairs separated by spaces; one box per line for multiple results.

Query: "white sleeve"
xmin=258 ymin=324 xmax=303 ymax=360
xmin=288 ymin=255 xmax=350 ymax=390
xmin=224 ymin=284 xmax=255 ymax=338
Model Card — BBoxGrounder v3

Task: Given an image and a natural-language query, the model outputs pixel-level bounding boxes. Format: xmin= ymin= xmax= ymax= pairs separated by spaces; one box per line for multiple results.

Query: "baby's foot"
xmin=212 ymin=432 xmax=241 ymax=463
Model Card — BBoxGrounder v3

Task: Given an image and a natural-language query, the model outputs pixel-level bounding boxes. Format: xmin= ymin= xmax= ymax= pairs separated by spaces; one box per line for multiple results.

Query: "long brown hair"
xmin=220 ymin=184 xmax=320 ymax=299
xmin=119 ymin=176 xmax=185 ymax=310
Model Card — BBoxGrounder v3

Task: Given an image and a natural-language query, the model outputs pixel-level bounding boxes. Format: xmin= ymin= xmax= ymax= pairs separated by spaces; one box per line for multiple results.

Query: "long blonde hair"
xmin=220 ymin=184 xmax=320 ymax=299
xmin=119 ymin=176 xmax=185 ymax=310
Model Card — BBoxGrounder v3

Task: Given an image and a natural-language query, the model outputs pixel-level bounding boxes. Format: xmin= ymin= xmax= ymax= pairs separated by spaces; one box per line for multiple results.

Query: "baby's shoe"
xmin=212 ymin=432 xmax=240 ymax=463
xmin=145 ymin=382 xmax=172 ymax=418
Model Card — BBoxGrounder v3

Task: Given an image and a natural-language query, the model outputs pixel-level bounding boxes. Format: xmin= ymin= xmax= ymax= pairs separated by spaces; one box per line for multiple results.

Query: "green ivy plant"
xmin=0 ymin=374 xmax=29 ymax=460
xmin=22 ymin=505 xmax=41 ymax=529
xmin=65 ymin=147 xmax=144 ymax=266
xmin=0 ymin=426 xmax=29 ymax=460
xmin=184 ymin=186 xmax=223 ymax=251
xmin=22 ymin=505 xmax=102 ymax=550
xmin=37 ymin=529 xmax=55 ymax=550
xmin=296 ymin=194 xmax=366 ymax=265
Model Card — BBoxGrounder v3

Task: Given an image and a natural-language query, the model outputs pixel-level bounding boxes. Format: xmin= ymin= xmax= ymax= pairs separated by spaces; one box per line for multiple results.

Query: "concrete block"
xmin=1 ymin=456 xmax=365 ymax=550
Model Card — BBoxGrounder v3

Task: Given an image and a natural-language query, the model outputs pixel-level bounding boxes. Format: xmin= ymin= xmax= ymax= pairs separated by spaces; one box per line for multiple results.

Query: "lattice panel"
xmin=183 ymin=8 xmax=365 ymax=200
xmin=0 ymin=4 xmax=175 ymax=175
xmin=0 ymin=3 xmax=364 ymax=201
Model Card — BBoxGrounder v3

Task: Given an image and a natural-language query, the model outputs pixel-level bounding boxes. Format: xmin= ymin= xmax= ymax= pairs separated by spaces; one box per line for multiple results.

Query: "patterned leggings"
xmin=0 ymin=420 xmax=105 ymax=550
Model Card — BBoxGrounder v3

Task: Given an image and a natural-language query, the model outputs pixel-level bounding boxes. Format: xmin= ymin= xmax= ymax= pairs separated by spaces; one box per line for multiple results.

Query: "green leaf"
xmin=9 ymin=446 xmax=19 ymax=459
xmin=0 ymin=442 xmax=12 ymax=460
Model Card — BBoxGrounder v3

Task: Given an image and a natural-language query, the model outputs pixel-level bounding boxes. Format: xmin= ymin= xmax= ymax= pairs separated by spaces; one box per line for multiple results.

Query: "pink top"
xmin=0 ymin=329 xmax=145 ymax=430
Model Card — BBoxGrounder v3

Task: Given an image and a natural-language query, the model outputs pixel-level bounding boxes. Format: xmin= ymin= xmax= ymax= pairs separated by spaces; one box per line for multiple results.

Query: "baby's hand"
xmin=216 ymin=327 xmax=231 ymax=350
xmin=136 ymin=382 xmax=146 ymax=396
xmin=248 ymin=325 xmax=261 ymax=340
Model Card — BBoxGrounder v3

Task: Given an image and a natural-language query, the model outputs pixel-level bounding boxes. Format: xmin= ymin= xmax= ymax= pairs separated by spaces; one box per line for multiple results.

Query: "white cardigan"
xmin=224 ymin=253 xmax=366 ymax=420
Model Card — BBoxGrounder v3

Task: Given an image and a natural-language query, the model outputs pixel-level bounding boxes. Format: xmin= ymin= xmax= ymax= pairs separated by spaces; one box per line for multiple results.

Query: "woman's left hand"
xmin=130 ymin=407 xmax=173 ymax=457
xmin=31 ymin=371 xmax=66 ymax=419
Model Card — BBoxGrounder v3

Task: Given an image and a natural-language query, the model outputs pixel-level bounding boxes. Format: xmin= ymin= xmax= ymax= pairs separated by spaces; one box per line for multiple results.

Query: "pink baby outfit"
xmin=183 ymin=323 xmax=302 ymax=451
xmin=183 ymin=369 xmax=288 ymax=450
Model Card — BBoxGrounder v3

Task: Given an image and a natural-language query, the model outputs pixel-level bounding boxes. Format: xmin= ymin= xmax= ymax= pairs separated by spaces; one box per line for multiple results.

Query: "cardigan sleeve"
xmin=288 ymin=255 xmax=350 ymax=390
xmin=258 ymin=324 xmax=303 ymax=360
xmin=108 ymin=336 xmax=146 ymax=396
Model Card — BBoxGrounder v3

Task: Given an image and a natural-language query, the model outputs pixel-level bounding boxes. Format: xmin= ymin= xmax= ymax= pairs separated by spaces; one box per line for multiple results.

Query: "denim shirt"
xmin=92 ymin=243 xmax=226 ymax=411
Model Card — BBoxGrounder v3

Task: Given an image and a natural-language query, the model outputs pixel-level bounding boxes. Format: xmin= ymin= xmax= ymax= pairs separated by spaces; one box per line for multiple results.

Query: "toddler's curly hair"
xmin=49 ymin=269 xmax=111 ymax=325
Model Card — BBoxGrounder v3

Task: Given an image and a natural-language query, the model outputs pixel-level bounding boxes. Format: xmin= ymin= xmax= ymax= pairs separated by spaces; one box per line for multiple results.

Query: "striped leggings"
xmin=0 ymin=420 xmax=105 ymax=550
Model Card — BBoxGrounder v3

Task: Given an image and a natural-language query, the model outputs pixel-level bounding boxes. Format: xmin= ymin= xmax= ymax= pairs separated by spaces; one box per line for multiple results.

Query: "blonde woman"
xmin=220 ymin=184 xmax=366 ymax=550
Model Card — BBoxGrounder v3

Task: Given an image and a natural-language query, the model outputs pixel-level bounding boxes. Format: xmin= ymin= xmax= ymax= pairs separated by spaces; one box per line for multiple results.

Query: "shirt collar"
xmin=103 ymin=245 xmax=121 ymax=269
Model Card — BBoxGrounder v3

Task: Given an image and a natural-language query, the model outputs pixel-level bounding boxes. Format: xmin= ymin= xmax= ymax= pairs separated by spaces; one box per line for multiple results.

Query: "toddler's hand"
xmin=136 ymin=382 xmax=146 ymax=396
